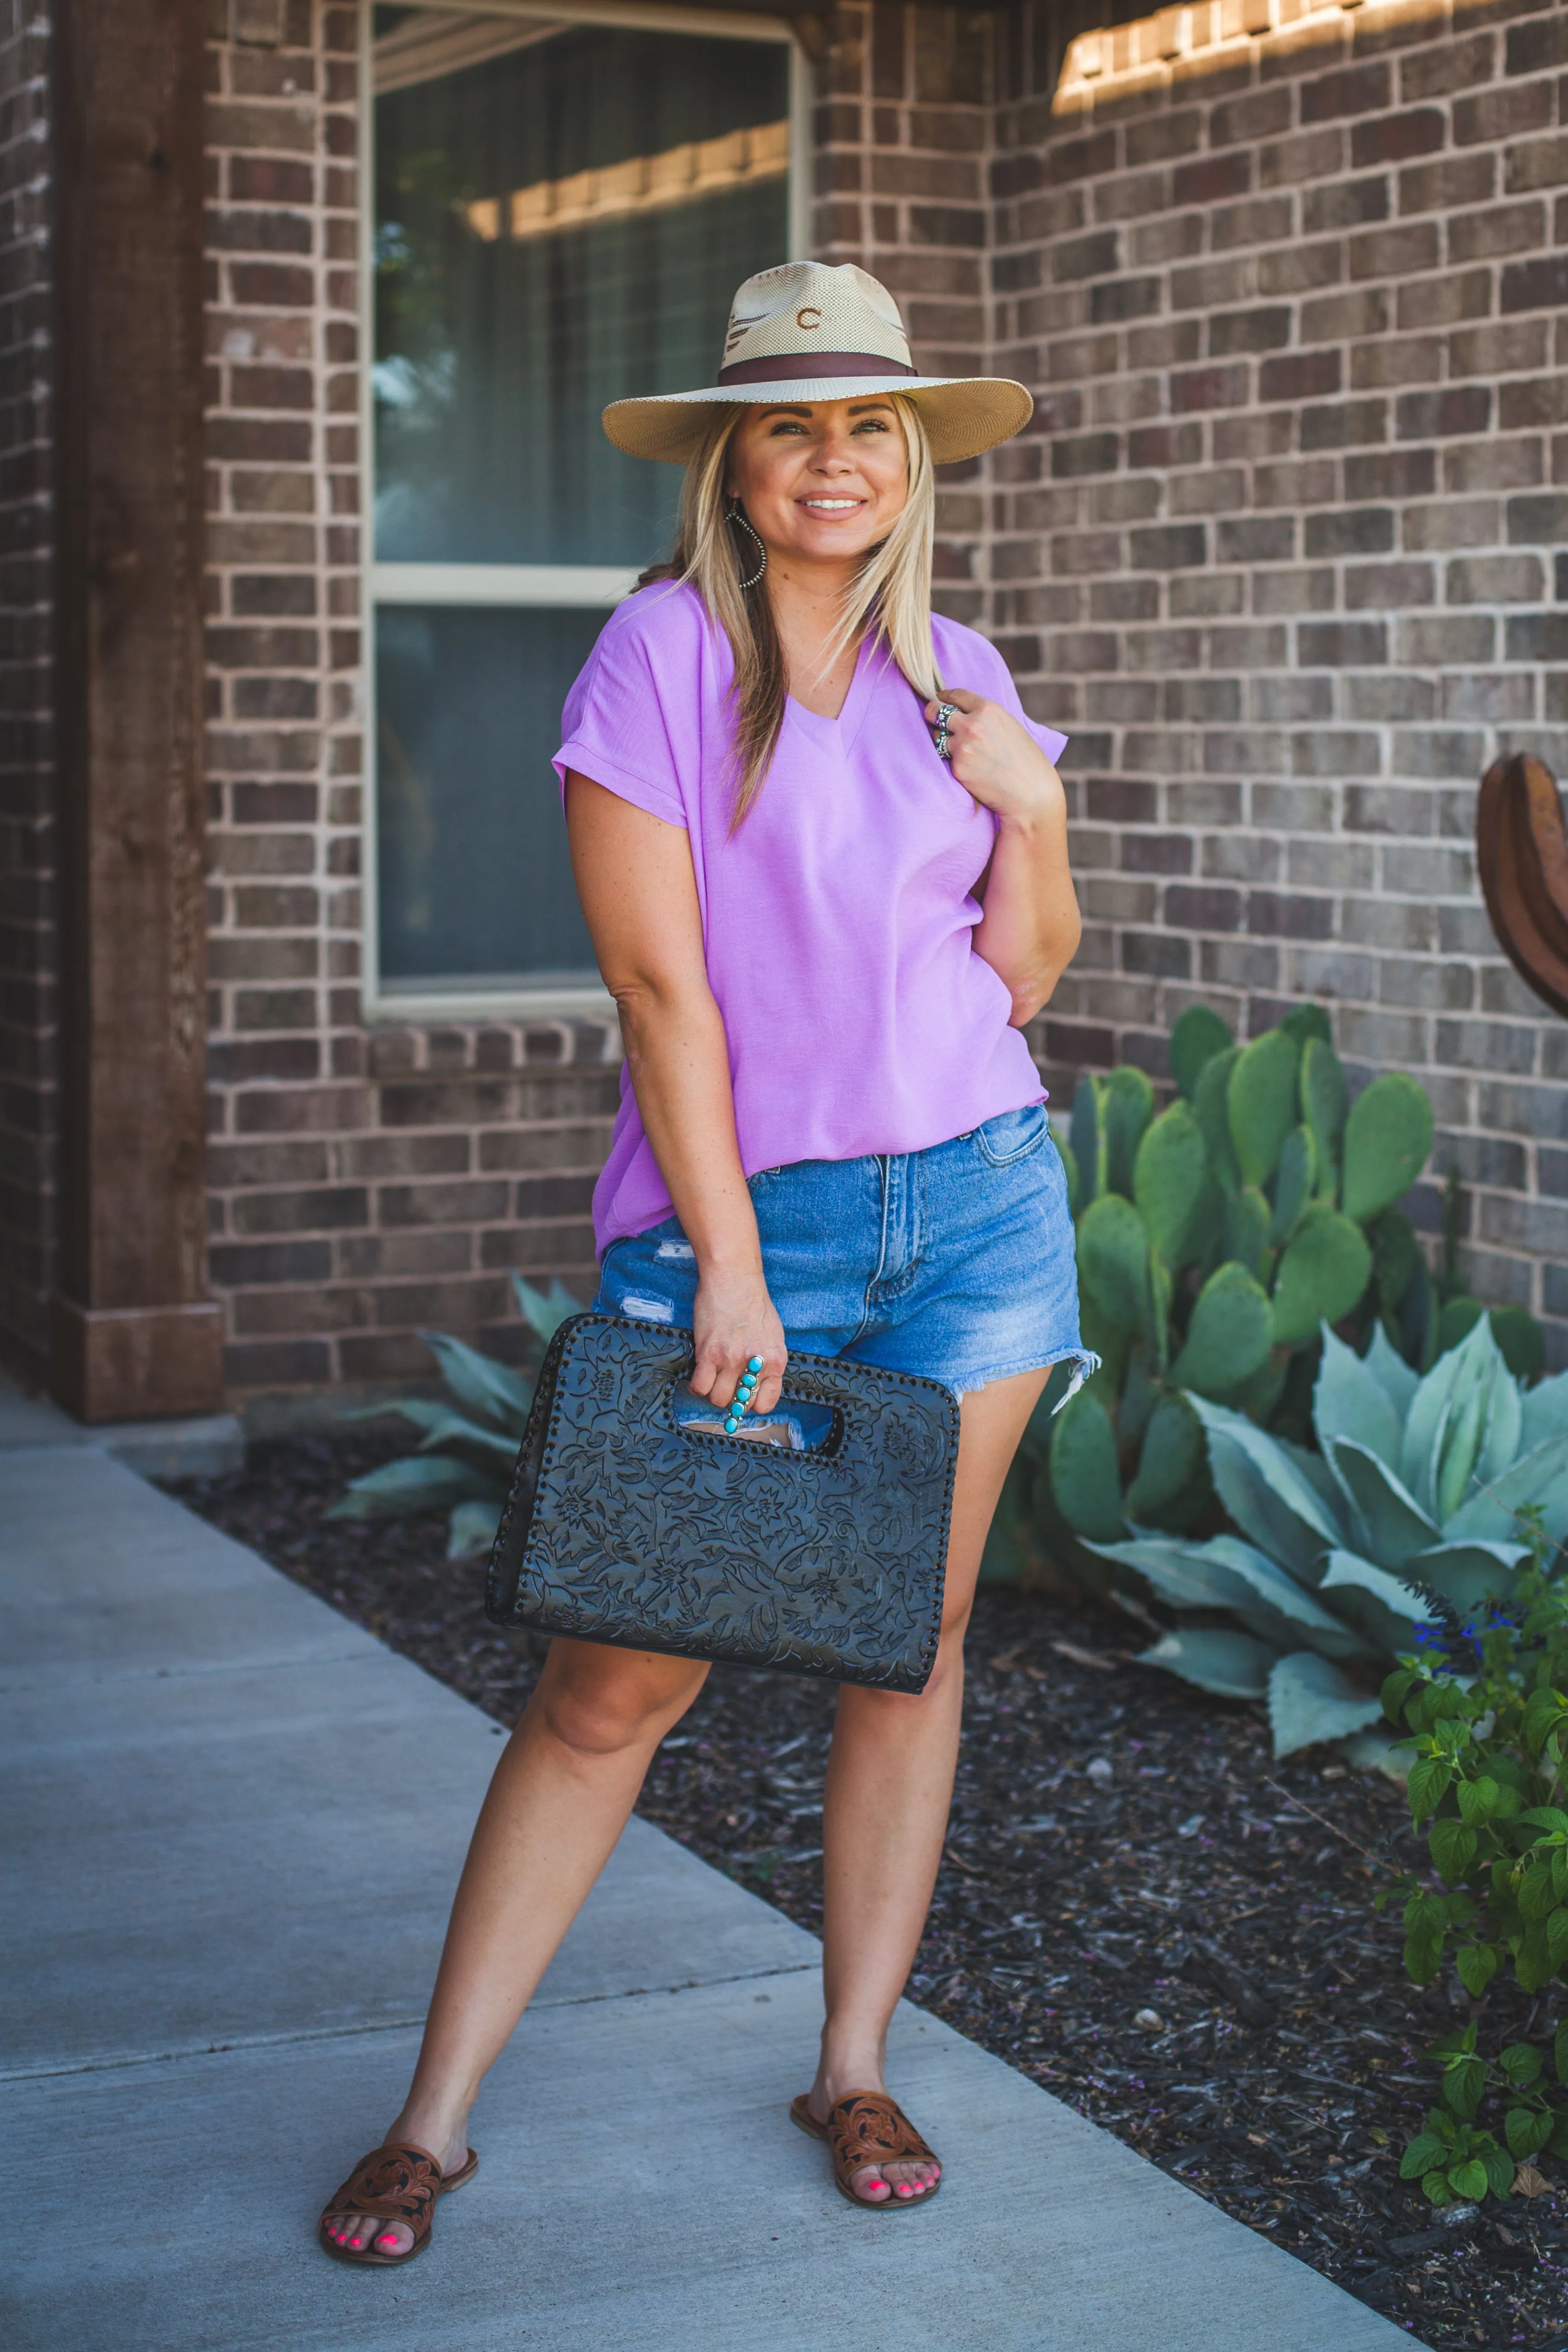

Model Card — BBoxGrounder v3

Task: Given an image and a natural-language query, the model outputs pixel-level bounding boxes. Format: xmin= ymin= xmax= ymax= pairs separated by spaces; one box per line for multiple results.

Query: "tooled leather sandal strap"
xmin=824 ymin=2093 xmax=938 ymax=2179
xmin=320 ymin=2142 xmax=445 ymax=2239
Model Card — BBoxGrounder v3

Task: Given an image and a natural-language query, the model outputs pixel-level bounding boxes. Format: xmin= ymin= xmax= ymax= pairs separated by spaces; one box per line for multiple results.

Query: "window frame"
xmin=359 ymin=0 xmax=810 ymax=1024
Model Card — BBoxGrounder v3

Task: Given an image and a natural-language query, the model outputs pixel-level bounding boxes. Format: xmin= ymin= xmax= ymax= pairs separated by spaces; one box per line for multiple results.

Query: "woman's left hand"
xmin=924 ymin=689 xmax=1061 ymax=826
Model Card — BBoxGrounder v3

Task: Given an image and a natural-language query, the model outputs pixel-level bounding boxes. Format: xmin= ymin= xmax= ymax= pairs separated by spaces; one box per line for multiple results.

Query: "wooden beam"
xmin=1476 ymin=752 xmax=1568 ymax=1024
xmin=49 ymin=0 xmax=220 ymax=1422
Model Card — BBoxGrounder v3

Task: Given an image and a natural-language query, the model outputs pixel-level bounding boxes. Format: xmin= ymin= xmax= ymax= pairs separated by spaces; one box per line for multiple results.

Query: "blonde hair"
xmin=639 ymin=395 xmax=942 ymax=826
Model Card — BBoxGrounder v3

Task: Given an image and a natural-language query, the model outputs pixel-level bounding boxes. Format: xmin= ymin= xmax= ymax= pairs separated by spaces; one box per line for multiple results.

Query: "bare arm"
xmin=925 ymin=690 xmax=1082 ymax=1027
xmin=564 ymin=771 xmax=786 ymax=1411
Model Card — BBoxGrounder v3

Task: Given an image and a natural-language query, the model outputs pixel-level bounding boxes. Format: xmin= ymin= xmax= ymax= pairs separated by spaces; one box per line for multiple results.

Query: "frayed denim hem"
xmin=948 ymin=1346 xmax=1100 ymax=1406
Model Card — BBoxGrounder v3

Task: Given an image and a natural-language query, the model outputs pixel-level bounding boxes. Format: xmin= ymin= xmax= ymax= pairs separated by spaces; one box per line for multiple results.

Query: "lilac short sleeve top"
xmin=553 ymin=581 xmax=1069 ymax=1257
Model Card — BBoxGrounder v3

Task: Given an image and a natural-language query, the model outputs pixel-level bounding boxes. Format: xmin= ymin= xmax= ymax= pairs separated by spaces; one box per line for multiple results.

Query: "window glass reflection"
xmin=373 ymin=11 xmax=790 ymax=566
xmin=376 ymin=604 xmax=607 ymax=986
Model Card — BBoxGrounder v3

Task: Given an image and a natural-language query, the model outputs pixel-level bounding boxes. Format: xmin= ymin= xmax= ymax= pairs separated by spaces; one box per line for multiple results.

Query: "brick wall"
xmin=989 ymin=0 xmax=1568 ymax=1367
xmin=201 ymin=0 xmax=1009 ymax=1403
xmin=0 ymin=0 xmax=54 ymax=1383
xmin=202 ymin=0 xmax=621 ymax=1392
xmin=8 ymin=0 xmax=1562 ymax=1403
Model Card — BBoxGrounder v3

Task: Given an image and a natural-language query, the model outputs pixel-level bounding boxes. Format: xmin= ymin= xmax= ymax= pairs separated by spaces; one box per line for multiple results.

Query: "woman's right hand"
xmin=688 ymin=1266 xmax=787 ymax=1417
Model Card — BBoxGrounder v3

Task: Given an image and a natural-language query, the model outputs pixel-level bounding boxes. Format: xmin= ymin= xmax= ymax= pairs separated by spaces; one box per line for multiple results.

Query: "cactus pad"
xmin=1125 ymin=1392 xmax=1209 ymax=1528
xmin=1076 ymin=1192 xmax=1151 ymax=1337
xmin=1049 ymin=1388 xmax=1125 ymax=1541
xmin=1169 ymin=1004 xmax=1234 ymax=1099
xmin=1341 ymin=1071 xmax=1434 ymax=1224
xmin=1172 ymin=1260 xmax=1274 ymax=1400
xmin=1133 ymin=1101 xmax=1219 ymax=1269
xmin=1300 ymin=1036 xmax=1347 ymax=1197
xmin=1101 ymin=1066 xmax=1156 ymax=1198
xmin=1270 ymin=1124 xmax=1317 ymax=1245
xmin=1228 ymin=1029 xmax=1300 ymax=1188
xmin=1271 ymin=1205 xmax=1373 ymax=1346
xmin=1194 ymin=1046 xmax=1242 ymax=1192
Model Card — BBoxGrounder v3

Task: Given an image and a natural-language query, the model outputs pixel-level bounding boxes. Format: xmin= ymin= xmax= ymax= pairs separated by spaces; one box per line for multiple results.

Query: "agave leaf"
xmin=1442 ymin=1436 xmax=1568 ymax=1548
xmin=1139 ymin=1625 xmax=1280 ymax=1702
xmin=1278 ymin=1434 xmax=1351 ymax=1530
xmin=447 ymin=1497 xmax=503 ymax=1560
xmin=513 ymin=1273 xmax=580 ymax=1345
xmin=1188 ymin=1395 xmax=1345 ymax=1581
xmin=1314 ymin=1324 xmax=1402 ymax=1471
xmin=1320 ymin=1548 xmax=1435 ymax=1655
xmin=327 ymin=1454 xmax=496 ymax=1520
xmin=376 ymin=1397 xmax=521 ymax=1469
xmin=1363 ymin=1321 xmax=1420 ymax=1424
xmin=1097 ymin=1532 xmax=1370 ymax=1657
xmin=1522 ymin=1371 xmax=1568 ymax=1456
xmin=1399 ymin=1312 xmax=1500 ymax=1520
xmin=1326 ymin=1435 xmax=1441 ymax=1569
xmin=1406 ymin=1539 xmax=1530 ymax=1617
xmin=1476 ymin=1361 xmax=1524 ymax=1495
xmin=1269 ymin=1651 xmax=1385 ymax=1759
xmin=421 ymin=1331 xmax=534 ymax=1434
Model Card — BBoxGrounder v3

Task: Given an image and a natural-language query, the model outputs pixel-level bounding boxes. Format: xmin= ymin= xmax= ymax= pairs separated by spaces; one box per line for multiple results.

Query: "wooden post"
xmin=48 ymin=0 xmax=221 ymax=1422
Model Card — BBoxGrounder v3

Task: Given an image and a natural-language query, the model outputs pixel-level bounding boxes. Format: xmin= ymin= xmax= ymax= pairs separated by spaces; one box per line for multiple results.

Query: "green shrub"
xmin=1379 ymin=1508 xmax=1568 ymax=2203
xmin=328 ymin=1273 xmax=578 ymax=1557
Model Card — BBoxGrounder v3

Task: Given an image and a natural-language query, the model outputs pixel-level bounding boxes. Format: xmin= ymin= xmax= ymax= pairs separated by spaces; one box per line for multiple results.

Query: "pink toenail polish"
xmin=377 ymin=2234 xmax=398 ymax=2247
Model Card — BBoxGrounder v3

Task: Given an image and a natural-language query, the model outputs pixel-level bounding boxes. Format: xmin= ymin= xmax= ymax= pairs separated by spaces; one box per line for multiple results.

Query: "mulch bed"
xmin=166 ymin=1429 xmax=1568 ymax=2350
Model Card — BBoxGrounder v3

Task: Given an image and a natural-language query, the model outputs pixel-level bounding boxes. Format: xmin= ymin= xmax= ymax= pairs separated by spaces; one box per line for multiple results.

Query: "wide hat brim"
xmin=602 ymin=374 xmax=1033 ymax=468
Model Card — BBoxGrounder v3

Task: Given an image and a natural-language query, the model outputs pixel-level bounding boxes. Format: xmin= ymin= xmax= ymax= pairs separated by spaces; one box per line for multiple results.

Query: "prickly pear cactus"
xmin=1023 ymin=1003 xmax=1540 ymax=1578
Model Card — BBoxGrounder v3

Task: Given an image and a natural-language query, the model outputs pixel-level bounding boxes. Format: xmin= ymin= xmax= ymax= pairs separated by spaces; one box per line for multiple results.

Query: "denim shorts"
xmin=593 ymin=1104 xmax=1095 ymax=1401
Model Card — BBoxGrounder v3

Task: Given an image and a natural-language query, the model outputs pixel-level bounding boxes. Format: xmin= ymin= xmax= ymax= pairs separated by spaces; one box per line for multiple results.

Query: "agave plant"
xmin=1044 ymin=1002 xmax=1440 ymax=1555
xmin=1089 ymin=1315 xmax=1568 ymax=1756
xmin=329 ymin=1273 xmax=580 ymax=1557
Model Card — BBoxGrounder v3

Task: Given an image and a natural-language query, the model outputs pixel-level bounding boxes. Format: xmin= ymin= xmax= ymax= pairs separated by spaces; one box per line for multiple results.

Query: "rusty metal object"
xmin=1476 ymin=752 xmax=1568 ymax=1021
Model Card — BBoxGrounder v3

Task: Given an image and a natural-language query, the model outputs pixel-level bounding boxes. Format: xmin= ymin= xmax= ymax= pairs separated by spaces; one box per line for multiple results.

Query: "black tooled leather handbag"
xmin=485 ymin=1312 xmax=959 ymax=1693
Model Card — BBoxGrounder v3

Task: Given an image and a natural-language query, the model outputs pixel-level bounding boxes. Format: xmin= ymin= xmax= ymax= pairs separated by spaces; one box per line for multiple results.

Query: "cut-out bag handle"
xmin=485 ymin=1312 xmax=959 ymax=1692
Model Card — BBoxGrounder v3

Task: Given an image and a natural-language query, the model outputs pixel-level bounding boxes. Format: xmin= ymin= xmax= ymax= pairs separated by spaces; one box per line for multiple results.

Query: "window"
xmin=365 ymin=2 xmax=804 ymax=1017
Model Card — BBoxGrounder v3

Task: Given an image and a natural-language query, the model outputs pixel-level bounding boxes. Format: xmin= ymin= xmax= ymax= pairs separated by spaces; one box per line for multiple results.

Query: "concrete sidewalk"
xmin=2 ymin=1433 xmax=1425 ymax=2351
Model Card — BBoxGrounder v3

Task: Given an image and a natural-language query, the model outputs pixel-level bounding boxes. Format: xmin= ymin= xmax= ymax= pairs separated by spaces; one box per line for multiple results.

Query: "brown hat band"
xmin=715 ymin=349 xmax=920 ymax=386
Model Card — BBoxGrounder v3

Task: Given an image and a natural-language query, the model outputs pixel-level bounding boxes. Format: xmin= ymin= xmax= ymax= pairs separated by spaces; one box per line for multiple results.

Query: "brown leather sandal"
xmin=790 ymin=2091 xmax=942 ymax=2210
xmin=318 ymin=2140 xmax=478 ymax=2267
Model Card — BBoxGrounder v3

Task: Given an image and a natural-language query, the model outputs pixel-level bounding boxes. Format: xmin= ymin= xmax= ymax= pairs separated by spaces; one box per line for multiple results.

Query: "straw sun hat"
xmin=602 ymin=261 xmax=1032 ymax=468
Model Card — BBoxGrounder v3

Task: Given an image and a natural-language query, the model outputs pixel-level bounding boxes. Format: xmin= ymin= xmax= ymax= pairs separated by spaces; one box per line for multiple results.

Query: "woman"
xmin=319 ymin=261 xmax=1088 ymax=2261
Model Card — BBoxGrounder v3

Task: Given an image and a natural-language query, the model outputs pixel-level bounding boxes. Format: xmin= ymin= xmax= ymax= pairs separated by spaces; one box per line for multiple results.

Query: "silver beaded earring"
xmin=727 ymin=497 xmax=768 ymax=592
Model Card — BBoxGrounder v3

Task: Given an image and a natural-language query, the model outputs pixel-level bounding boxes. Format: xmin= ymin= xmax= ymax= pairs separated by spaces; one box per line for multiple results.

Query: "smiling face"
xmin=724 ymin=398 xmax=911 ymax=573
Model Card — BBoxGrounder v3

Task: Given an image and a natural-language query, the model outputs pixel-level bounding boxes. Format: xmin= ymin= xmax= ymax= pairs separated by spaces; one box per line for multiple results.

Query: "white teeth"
xmin=803 ymin=498 xmax=861 ymax=510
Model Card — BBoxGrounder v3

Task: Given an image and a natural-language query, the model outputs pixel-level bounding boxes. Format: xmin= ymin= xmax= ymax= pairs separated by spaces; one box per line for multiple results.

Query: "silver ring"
xmin=933 ymin=700 xmax=957 ymax=762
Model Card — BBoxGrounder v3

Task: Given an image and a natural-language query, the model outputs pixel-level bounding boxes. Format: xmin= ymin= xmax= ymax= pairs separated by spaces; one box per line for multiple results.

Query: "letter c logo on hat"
xmin=795 ymin=307 xmax=821 ymax=330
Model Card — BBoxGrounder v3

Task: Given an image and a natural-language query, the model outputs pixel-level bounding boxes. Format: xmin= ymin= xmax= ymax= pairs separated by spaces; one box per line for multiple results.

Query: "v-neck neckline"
xmin=785 ymin=630 xmax=878 ymax=748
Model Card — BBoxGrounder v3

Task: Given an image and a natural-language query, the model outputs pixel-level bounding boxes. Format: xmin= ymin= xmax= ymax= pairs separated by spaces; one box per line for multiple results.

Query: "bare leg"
xmin=806 ymin=1365 xmax=1050 ymax=2204
xmin=324 ymin=1638 xmax=708 ymax=2255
